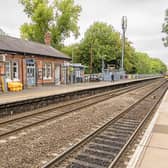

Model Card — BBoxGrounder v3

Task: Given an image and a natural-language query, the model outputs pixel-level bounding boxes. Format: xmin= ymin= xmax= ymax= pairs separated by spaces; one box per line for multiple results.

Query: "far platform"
xmin=0 ymin=78 xmax=157 ymax=105
xmin=127 ymin=89 xmax=168 ymax=168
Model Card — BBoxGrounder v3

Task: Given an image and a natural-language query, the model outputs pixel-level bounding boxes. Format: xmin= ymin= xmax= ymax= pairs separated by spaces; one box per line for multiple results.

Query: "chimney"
xmin=44 ymin=32 xmax=51 ymax=45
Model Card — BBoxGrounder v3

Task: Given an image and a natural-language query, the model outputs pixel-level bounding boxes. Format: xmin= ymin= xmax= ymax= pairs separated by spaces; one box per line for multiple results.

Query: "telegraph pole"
xmin=90 ymin=44 xmax=93 ymax=74
xmin=102 ymin=56 xmax=104 ymax=73
xmin=121 ymin=16 xmax=127 ymax=71
xmin=71 ymin=48 xmax=74 ymax=63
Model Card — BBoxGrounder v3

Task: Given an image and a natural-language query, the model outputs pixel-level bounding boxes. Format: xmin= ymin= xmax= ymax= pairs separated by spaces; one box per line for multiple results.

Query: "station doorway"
xmin=55 ymin=64 xmax=61 ymax=85
xmin=26 ymin=59 xmax=36 ymax=86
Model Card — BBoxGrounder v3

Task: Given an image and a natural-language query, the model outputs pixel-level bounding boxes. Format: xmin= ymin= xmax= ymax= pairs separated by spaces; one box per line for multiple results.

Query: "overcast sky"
xmin=0 ymin=0 xmax=168 ymax=65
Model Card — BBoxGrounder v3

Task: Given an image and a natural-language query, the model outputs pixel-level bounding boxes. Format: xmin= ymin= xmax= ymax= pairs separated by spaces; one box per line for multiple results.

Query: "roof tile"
xmin=0 ymin=36 xmax=70 ymax=60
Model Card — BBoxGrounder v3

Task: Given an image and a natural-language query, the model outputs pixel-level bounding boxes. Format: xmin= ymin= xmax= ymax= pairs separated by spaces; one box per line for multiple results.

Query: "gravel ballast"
xmin=0 ymin=81 xmax=163 ymax=168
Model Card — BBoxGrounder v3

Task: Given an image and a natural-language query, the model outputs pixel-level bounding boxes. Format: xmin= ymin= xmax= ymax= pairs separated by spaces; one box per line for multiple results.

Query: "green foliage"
xmin=19 ymin=1 xmax=166 ymax=74
xmin=62 ymin=21 xmax=167 ymax=74
xmin=78 ymin=22 xmax=122 ymax=73
xmin=150 ymin=58 xmax=167 ymax=74
xmin=61 ymin=43 xmax=81 ymax=63
xmin=134 ymin=52 xmax=152 ymax=74
xmin=124 ymin=40 xmax=136 ymax=73
xmin=19 ymin=0 xmax=81 ymax=48
xmin=134 ymin=52 xmax=167 ymax=74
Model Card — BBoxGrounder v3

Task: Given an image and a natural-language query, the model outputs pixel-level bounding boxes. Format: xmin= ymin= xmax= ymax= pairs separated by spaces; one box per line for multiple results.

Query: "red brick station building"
xmin=0 ymin=33 xmax=72 ymax=89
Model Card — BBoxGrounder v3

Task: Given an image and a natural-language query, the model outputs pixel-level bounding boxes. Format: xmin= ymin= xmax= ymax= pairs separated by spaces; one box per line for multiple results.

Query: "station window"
xmin=12 ymin=61 xmax=19 ymax=80
xmin=5 ymin=61 xmax=19 ymax=80
xmin=43 ymin=63 xmax=52 ymax=79
xmin=5 ymin=61 xmax=11 ymax=80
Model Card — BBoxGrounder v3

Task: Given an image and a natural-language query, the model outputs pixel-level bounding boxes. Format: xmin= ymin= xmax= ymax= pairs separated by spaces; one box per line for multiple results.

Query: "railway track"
xmin=42 ymin=80 xmax=168 ymax=168
xmin=0 ymin=79 xmax=161 ymax=138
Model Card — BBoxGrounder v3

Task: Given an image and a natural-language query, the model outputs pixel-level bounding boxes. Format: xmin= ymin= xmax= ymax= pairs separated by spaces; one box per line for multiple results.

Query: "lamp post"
xmin=89 ymin=43 xmax=93 ymax=74
xmin=101 ymin=55 xmax=105 ymax=73
xmin=71 ymin=46 xmax=78 ymax=83
xmin=101 ymin=55 xmax=105 ymax=81
xmin=71 ymin=48 xmax=74 ymax=84
xmin=121 ymin=16 xmax=127 ymax=71
xmin=72 ymin=48 xmax=74 ymax=63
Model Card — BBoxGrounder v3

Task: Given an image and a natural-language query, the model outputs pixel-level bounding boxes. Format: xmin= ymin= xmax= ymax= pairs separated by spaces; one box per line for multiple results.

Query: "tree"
xmin=162 ymin=9 xmax=168 ymax=46
xmin=19 ymin=0 xmax=81 ymax=48
xmin=134 ymin=52 xmax=167 ymax=74
xmin=124 ymin=40 xmax=137 ymax=73
xmin=78 ymin=22 xmax=122 ymax=73
xmin=61 ymin=43 xmax=80 ymax=63
xmin=61 ymin=20 xmax=167 ymax=74
xmin=150 ymin=58 xmax=167 ymax=74
xmin=134 ymin=52 xmax=152 ymax=74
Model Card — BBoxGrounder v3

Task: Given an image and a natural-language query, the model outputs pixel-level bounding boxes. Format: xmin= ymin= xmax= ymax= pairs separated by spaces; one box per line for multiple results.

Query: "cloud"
xmin=0 ymin=0 xmax=168 ymax=65
xmin=74 ymin=0 xmax=168 ymax=65
xmin=0 ymin=0 xmax=28 ymax=37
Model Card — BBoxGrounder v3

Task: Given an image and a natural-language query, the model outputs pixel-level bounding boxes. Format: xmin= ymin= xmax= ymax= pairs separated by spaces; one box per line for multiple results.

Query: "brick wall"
xmin=5 ymin=54 xmax=68 ymax=87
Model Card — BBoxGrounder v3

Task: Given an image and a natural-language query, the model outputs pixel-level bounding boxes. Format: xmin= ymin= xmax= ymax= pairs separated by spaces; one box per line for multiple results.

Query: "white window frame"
xmin=12 ymin=61 xmax=19 ymax=80
xmin=5 ymin=61 xmax=11 ymax=80
xmin=43 ymin=63 xmax=52 ymax=80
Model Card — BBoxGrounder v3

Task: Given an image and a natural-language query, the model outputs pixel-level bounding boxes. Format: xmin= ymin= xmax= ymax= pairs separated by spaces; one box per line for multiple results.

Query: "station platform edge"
xmin=0 ymin=77 xmax=160 ymax=105
xmin=127 ymin=90 xmax=168 ymax=168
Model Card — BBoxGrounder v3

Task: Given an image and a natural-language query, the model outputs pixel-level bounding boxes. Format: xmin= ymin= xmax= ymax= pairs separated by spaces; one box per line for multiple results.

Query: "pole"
xmin=102 ymin=56 xmax=104 ymax=73
xmin=121 ymin=29 xmax=125 ymax=70
xmin=121 ymin=16 xmax=127 ymax=71
xmin=102 ymin=55 xmax=105 ymax=81
xmin=90 ymin=44 xmax=93 ymax=74
xmin=72 ymin=48 xmax=73 ymax=63
xmin=71 ymin=48 xmax=74 ymax=84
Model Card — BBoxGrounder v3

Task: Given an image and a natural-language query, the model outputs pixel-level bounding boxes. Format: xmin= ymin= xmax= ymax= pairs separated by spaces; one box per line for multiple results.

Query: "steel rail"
xmin=0 ymin=81 xmax=147 ymax=125
xmin=108 ymin=83 xmax=168 ymax=168
xmin=41 ymin=80 xmax=167 ymax=168
xmin=0 ymin=80 xmax=154 ymax=138
xmin=0 ymin=78 xmax=160 ymax=117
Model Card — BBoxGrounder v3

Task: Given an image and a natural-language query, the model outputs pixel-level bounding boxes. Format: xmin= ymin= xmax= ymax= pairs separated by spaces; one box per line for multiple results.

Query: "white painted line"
xmin=8 ymin=136 xmax=17 ymax=140
xmin=127 ymin=90 xmax=168 ymax=168
xmin=0 ymin=139 xmax=7 ymax=143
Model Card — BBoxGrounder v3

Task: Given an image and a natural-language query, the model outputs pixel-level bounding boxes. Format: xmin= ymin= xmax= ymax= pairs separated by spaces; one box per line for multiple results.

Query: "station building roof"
xmin=0 ymin=35 xmax=71 ymax=60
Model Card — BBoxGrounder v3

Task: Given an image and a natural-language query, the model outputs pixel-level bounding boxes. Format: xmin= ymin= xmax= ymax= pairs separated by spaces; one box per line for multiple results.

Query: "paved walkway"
xmin=0 ymin=77 xmax=159 ymax=105
xmin=0 ymin=80 xmax=133 ymax=104
xmin=127 ymin=90 xmax=168 ymax=168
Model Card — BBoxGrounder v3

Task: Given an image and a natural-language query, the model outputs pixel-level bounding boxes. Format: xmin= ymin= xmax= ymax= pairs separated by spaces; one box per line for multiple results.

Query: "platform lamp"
xmin=121 ymin=16 xmax=127 ymax=71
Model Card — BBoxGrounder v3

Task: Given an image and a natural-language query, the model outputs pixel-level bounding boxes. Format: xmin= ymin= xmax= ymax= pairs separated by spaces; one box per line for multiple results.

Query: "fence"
xmin=83 ymin=72 xmax=162 ymax=83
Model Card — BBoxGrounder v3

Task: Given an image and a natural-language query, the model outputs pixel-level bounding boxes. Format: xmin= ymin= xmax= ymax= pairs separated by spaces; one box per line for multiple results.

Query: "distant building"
xmin=0 ymin=33 xmax=71 ymax=88
xmin=70 ymin=63 xmax=85 ymax=83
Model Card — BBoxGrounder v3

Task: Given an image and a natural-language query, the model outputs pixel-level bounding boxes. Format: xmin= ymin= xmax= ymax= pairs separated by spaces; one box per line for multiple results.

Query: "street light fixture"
xmin=121 ymin=16 xmax=127 ymax=71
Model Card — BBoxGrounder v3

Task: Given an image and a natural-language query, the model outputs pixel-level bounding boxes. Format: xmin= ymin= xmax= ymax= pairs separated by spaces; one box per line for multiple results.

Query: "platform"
xmin=0 ymin=78 xmax=148 ymax=105
xmin=127 ymin=90 xmax=168 ymax=168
